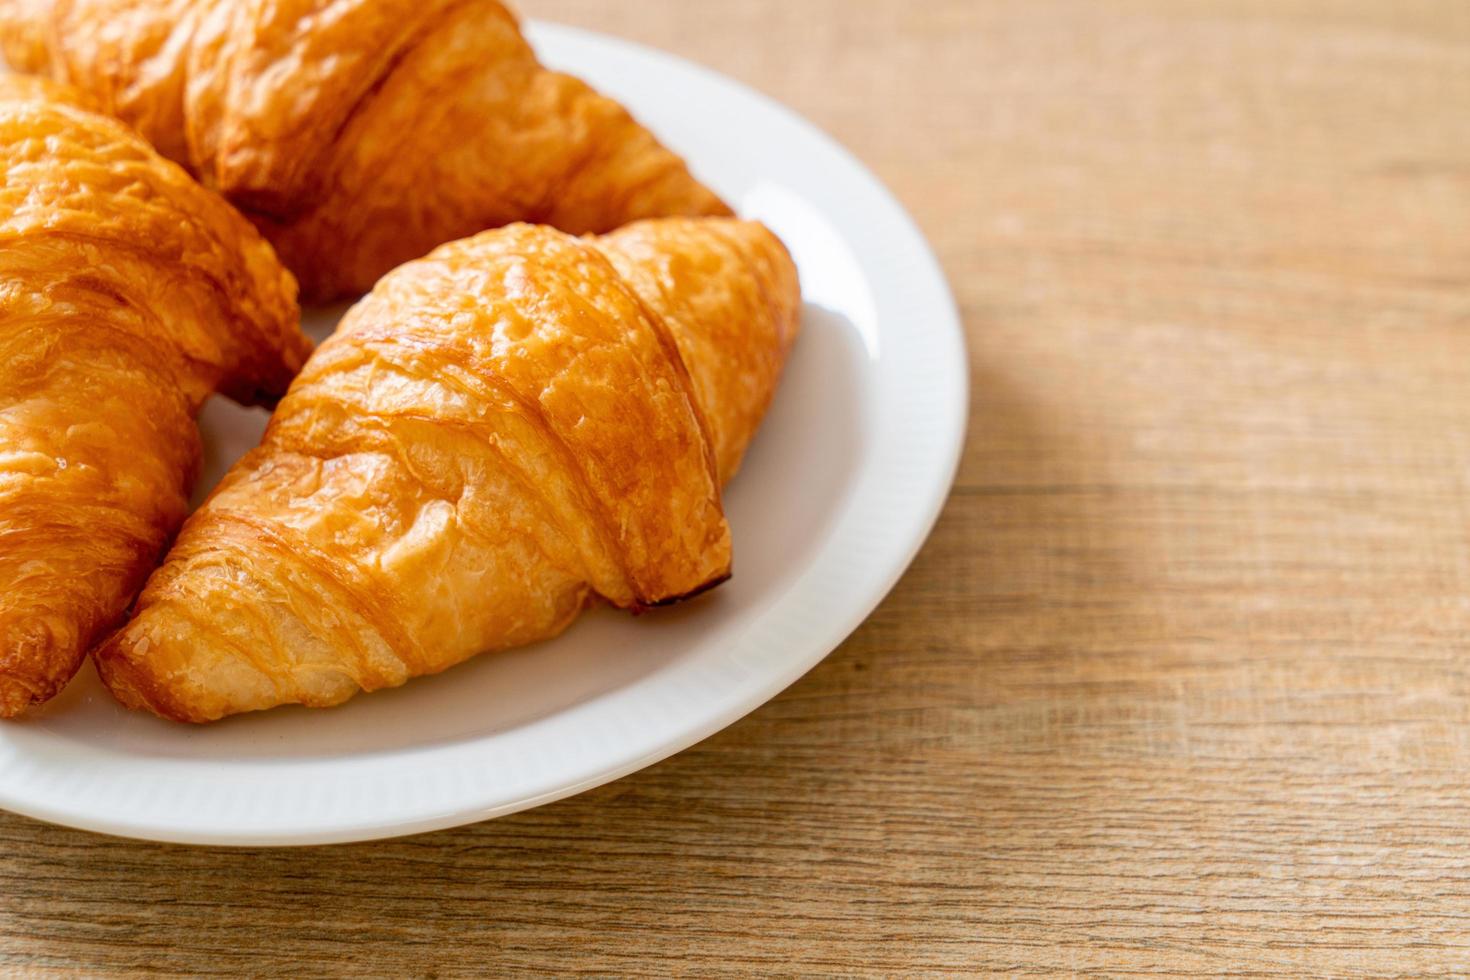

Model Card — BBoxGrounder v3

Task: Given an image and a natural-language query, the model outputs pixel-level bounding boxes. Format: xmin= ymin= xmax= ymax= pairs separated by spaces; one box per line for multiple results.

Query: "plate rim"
xmin=0 ymin=20 xmax=968 ymax=846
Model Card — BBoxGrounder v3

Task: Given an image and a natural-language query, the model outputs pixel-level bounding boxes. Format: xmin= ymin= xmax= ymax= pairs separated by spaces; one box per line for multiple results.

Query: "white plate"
xmin=0 ymin=22 xmax=966 ymax=845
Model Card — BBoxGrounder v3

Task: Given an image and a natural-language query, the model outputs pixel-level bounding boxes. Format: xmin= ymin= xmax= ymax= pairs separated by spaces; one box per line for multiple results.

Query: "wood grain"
xmin=5 ymin=0 xmax=1470 ymax=974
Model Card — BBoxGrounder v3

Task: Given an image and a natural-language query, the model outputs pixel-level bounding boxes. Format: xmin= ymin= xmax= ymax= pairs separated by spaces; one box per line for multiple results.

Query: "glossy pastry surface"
xmin=96 ymin=218 xmax=800 ymax=722
xmin=0 ymin=0 xmax=732 ymax=301
xmin=0 ymin=76 xmax=311 ymax=716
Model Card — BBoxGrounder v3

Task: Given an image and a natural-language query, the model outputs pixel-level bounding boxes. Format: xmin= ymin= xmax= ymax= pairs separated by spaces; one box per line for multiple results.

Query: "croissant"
xmin=0 ymin=0 xmax=732 ymax=302
xmin=94 ymin=218 xmax=800 ymax=722
xmin=0 ymin=76 xmax=312 ymax=716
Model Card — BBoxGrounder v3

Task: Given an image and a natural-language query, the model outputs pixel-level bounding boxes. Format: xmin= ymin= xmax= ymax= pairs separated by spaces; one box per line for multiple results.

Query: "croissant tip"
xmin=94 ymin=639 xmax=215 ymax=724
xmin=637 ymin=570 xmax=732 ymax=613
xmin=0 ymin=684 xmax=33 ymax=719
xmin=0 ymin=622 xmax=84 ymax=717
xmin=0 ymin=673 xmax=46 ymax=719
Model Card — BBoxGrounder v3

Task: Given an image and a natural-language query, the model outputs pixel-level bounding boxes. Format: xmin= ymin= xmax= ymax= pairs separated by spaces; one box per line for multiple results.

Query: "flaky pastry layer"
xmin=0 ymin=76 xmax=311 ymax=715
xmin=97 ymin=218 xmax=799 ymax=722
xmin=0 ymin=0 xmax=732 ymax=300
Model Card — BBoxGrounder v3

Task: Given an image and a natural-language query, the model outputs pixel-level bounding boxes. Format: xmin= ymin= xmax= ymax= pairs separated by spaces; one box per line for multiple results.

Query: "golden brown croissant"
xmin=0 ymin=75 xmax=311 ymax=717
xmin=0 ymin=0 xmax=732 ymax=302
xmin=95 ymin=218 xmax=800 ymax=722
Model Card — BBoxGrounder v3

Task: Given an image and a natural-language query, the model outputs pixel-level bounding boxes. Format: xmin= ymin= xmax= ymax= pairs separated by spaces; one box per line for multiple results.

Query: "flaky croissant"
xmin=95 ymin=218 xmax=800 ymax=722
xmin=0 ymin=0 xmax=732 ymax=302
xmin=0 ymin=76 xmax=312 ymax=716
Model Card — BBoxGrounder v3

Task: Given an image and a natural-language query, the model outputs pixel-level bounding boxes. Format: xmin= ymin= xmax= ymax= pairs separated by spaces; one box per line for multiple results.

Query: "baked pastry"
xmin=0 ymin=76 xmax=312 ymax=716
xmin=0 ymin=0 xmax=732 ymax=302
xmin=95 ymin=218 xmax=800 ymax=722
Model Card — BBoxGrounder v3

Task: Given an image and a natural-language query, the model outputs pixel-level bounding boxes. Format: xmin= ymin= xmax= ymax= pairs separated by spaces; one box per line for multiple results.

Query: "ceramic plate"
xmin=0 ymin=22 xmax=967 ymax=845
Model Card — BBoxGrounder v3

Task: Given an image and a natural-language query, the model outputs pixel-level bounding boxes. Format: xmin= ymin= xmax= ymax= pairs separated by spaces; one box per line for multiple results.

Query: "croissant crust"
xmin=96 ymin=218 xmax=800 ymax=722
xmin=0 ymin=76 xmax=310 ymax=716
xmin=0 ymin=0 xmax=732 ymax=301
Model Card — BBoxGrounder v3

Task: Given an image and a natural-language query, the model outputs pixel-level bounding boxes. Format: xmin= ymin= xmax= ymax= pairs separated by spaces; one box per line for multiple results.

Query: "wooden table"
xmin=5 ymin=0 xmax=1470 ymax=974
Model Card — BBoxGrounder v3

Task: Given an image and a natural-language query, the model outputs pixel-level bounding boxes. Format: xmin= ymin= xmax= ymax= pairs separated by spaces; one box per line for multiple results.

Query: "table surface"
xmin=5 ymin=0 xmax=1470 ymax=974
